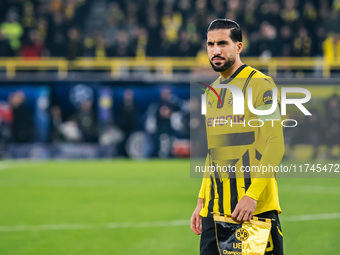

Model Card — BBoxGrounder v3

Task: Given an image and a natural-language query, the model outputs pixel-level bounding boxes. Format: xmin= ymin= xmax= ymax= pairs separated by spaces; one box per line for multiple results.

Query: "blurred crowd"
xmin=0 ymin=88 xmax=191 ymax=158
xmin=0 ymin=0 xmax=340 ymax=59
xmin=284 ymin=93 xmax=340 ymax=158
xmin=0 ymin=88 xmax=339 ymax=158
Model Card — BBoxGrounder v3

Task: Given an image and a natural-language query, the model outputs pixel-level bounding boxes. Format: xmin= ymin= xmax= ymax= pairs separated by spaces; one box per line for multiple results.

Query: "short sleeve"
xmin=252 ymin=77 xmax=280 ymax=109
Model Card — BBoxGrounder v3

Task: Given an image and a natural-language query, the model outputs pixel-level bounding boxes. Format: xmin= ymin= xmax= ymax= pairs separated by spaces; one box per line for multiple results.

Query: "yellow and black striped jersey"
xmin=198 ymin=64 xmax=285 ymax=217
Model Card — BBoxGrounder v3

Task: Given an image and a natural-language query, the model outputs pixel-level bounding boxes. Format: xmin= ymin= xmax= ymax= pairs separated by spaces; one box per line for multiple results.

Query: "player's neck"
xmin=220 ymin=59 xmax=244 ymax=80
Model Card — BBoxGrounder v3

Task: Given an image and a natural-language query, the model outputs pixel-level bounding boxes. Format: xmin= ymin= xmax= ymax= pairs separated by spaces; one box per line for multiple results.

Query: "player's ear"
xmin=236 ymin=41 xmax=243 ymax=54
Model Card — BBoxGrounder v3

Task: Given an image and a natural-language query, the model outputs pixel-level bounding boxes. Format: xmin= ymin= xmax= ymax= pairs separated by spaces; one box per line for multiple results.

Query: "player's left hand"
xmin=231 ymin=195 xmax=257 ymax=222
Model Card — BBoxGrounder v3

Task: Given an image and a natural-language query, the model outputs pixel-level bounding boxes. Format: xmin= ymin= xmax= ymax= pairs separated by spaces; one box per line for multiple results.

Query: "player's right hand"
xmin=190 ymin=201 xmax=203 ymax=235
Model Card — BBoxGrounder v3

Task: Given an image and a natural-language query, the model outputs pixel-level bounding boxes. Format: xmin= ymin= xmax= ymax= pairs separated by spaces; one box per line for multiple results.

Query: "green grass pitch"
xmin=0 ymin=159 xmax=339 ymax=254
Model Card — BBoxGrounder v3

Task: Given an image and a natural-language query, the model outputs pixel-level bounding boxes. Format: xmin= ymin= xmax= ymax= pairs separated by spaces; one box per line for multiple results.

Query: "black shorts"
xmin=200 ymin=211 xmax=283 ymax=255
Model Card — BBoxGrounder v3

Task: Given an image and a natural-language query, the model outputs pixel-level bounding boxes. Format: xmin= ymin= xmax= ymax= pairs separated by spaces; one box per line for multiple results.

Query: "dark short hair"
xmin=207 ymin=19 xmax=242 ymax=42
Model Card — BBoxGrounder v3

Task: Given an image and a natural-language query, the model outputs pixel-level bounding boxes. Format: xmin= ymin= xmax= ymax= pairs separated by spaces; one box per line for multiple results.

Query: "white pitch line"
xmin=0 ymin=165 xmax=12 ymax=171
xmin=0 ymin=213 xmax=339 ymax=233
xmin=281 ymin=212 xmax=340 ymax=222
xmin=0 ymin=164 xmax=30 ymax=171
xmin=279 ymin=185 xmax=340 ymax=195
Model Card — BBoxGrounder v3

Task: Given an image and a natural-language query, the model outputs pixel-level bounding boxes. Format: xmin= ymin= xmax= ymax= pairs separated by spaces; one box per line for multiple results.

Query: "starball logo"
xmin=199 ymin=82 xmax=311 ymax=127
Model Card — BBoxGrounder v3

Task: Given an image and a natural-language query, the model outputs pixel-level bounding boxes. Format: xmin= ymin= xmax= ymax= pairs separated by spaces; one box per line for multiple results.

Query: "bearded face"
xmin=206 ymin=29 xmax=240 ymax=73
xmin=209 ymin=55 xmax=236 ymax=72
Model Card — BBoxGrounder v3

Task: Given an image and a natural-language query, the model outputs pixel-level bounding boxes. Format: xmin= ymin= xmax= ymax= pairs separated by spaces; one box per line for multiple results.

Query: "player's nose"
xmin=212 ymin=46 xmax=222 ymax=55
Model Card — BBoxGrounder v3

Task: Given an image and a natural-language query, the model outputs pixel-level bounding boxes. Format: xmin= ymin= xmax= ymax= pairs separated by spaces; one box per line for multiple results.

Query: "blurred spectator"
xmin=323 ymin=32 xmax=340 ymax=64
xmin=106 ymin=2 xmax=124 ymax=28
xmin=280 ymin=0 xmax=299 ymax=27
xmin=187 ymin=96 xmax=206 ymax=157
xmin=74 ymin=100 xmax=98 ymax=143
xmin=145 ymin=88 xmax=180 ymax=157
xmin=8 ymin=91 xmax=32 ymax=143
xmin=324 ymin=122 xmax=340 ymax=158
xmin=293 ymin=27 xmax=313 ymax=56
xmin=50 ymin=105 xmax=63 ymax=142
xmin=172 ymin=29 xmax=197 ymax=57
xmin=0 ymin=101 xmax=12 ymax=152
xmin=154 ymin=88 xmax=179 ymax=157
xmin=0 ymin=8 xmax=23 ymax=54
xmin=103 ymin=15 xmax=119 ymax=52
xmin=117 ymin=89 xmax=138 ymax=135
xmin=20 ymin=29 xmax=45 ymax=57
xmin=135 ymin=28 xmax=147 ymax=58
xmin=107 ymin=30 xmax=135 ymax=57
xmin=302 ymin=1 xmax=317 ymax=32
xmin=258 ymin=0 xmax=281 ymax=28
xmin=301 ymin=110 xmax=323 ymax=158
xmin=250 ymin=21 xmax=279 ymax=57
xmin=21 ymin=1 xmax=36 ymax=30
xmin=125 ymin=2 xmax=139 ymax=38
xmin=325 ymin=94 xmax=340 ymax=125
xmin=0 ymin=31 xmax=14 ymax=56
xmin=84 ymin=30 xmax=106 ymax=57
xmin=47 ymin=13 xmax=67 ymax=57
xmin=0 ymin=0 xmax=338 ymax=58
xmin=156 ymin=88 xmax=176 ymax=135
xmin=239 ymin=0 xmax=259 ymax=34
xmin=117 ymin=89 xmax=138 ymax=156
xmin=161 ymin=5 xmax=182 ymax=44
xmin=67 ymin=27 xmax=83 ymax=60
xmin=178 ymin=0 xmax=192 ymax=22
xmin=322 ymin=10 xmax=340 ymax=34
xmin=279 ymin=25 xmax=293 ymax=56
xmin=0 ymin=102 xmax=12 ymax=127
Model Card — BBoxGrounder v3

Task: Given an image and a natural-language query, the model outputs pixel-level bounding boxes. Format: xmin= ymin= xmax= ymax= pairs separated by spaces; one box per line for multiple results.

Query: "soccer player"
xmin=190 ymin=19 xmax=285 ymax=255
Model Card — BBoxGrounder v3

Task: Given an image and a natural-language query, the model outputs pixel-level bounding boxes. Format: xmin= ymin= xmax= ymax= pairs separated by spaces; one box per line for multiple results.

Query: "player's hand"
xmin=231 ymin=195 xmax=257 ymax=222
xmin=191 ymin=198 xmax=203 ymax=235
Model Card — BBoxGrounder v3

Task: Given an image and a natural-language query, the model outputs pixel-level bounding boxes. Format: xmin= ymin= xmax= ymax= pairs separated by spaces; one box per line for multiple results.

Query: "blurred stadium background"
xmin=0 ymin=0 xmax=339 ymax=254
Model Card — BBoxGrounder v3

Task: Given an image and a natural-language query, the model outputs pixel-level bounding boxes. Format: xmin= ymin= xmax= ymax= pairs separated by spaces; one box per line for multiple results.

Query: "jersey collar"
xmin=220 ymin=64 xmax=247 ymax=84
